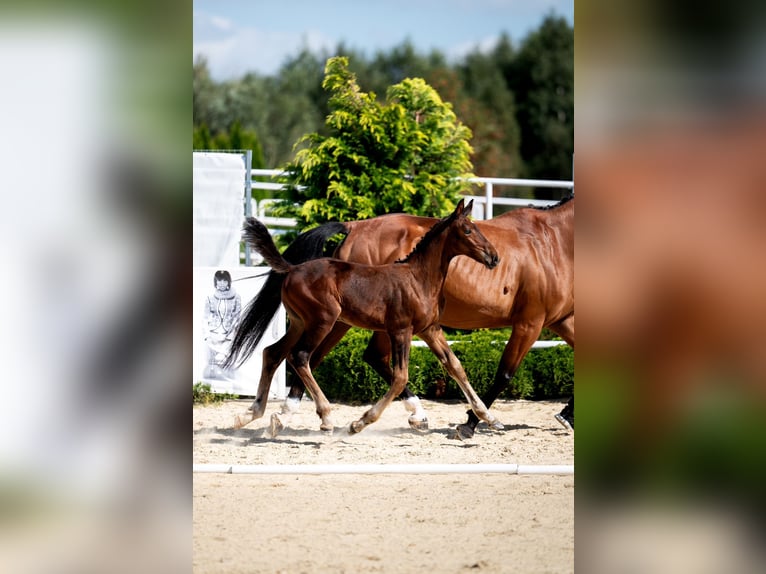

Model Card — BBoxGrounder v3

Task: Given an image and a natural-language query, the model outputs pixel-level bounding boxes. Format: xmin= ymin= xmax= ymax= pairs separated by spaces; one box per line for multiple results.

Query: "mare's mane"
xmin=395 ymin=208 xmax=458 ymax=264
xmin=535 ymin=192 xmax=574 ymax=211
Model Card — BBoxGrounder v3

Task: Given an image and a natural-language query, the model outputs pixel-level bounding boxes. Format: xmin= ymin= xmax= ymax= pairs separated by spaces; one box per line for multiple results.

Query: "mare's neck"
xmin=403 ymin=230 xmax=453 ymax=294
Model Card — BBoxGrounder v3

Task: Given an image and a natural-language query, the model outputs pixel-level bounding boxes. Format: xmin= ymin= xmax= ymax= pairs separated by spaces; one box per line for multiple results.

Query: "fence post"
xmin=244 ymin=150 xmax=252 ymax=265
xmin=485 ymin=180 xmax=493 ymax=219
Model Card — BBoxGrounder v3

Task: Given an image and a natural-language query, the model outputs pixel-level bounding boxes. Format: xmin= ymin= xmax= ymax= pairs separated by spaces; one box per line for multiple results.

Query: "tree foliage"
xmin=192 ymin=120 xmax=265 ymax=168
xmin=192 ymin=15 xmax=574 ymax=196
xmin=271 ymin=57 xmax=473 ymax=235
xmin=504 ymin=14 xmax=574 ymax=183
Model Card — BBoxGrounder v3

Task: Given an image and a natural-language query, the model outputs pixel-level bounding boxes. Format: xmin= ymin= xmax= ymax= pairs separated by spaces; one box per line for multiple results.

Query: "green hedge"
xmin=311 ymin=328 xmax=573 ymax=404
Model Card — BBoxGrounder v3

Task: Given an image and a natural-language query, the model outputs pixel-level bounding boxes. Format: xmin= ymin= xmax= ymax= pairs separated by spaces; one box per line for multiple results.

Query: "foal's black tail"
xmin=223 ymin=219 xmax=348 ymax=369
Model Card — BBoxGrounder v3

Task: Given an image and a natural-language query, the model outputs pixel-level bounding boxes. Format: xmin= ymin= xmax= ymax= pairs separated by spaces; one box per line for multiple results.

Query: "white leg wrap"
xmin=403 ymin=396 xmax=427 ymax=421
xmin=281 ymin=396 xmax=301 ymax=415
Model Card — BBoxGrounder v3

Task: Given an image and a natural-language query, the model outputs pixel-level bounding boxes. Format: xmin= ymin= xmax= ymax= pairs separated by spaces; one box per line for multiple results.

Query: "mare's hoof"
xmin=452 ymin=424 xmax=475 ymax=440
xmin=268 ymin=413 xmax=284 ymax=438
xmin=320 ymin=423 xmax=335 ymax=433
xmin=555 ymin=414 xmax=573 ymax=432
xmin=408 ymin=417 xmax=429 ymax=432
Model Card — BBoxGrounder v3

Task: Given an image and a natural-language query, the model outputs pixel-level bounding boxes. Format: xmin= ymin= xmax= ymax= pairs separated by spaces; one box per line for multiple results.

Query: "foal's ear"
xmin=463 ymin=199 xmax=474 ymax=214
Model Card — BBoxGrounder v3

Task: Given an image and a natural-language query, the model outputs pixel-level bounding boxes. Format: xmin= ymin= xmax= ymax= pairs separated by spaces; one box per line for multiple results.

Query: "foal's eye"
xmin=464 ymin=226 xmax=472 ymax=235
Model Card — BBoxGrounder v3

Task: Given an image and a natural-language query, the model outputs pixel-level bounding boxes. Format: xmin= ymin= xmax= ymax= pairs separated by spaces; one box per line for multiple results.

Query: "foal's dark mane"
xmin=394 ymin=209 xmax=457 ymax=264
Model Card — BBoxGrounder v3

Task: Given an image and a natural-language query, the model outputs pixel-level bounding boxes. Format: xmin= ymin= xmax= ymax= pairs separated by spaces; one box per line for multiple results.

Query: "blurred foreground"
xmin=0 ymin=2 xmax=189 ymax=573
xmin=577 ymin=1 xmax=766 ymax=572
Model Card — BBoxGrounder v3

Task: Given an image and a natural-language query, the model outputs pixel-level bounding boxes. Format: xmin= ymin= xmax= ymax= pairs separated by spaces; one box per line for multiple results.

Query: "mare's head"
xmin=445 ymin=199 xmax=499 ymax=269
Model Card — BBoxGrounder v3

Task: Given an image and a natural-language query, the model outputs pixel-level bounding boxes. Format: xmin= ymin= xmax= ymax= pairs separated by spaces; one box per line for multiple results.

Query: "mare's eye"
xmin=464 ymin=226 xmax=472 ymax=235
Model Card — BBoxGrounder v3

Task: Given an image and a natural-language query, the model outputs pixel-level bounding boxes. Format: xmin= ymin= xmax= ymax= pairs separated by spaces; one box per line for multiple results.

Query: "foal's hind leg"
xmin=288 ymin=326 xmax=429 ymax=430
xmin=234 ymin=325 xmax=302 ymax=429
xmin=285 ymin=324 xmax=342 ymax=432
xmin=273 ymin=323 xmax=353 ymax=427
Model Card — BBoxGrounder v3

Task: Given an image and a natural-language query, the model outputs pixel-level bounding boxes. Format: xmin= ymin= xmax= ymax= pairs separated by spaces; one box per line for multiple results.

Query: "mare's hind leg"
xmin=349 ymin=331 xmax=412 ymax=434
xmin=459 ymin=318 xmax=545 ymax=439
xmin=418 ymin=325 xmax=499 ymax=437
xmin=363 ymin=332 xmax=428 ymax=430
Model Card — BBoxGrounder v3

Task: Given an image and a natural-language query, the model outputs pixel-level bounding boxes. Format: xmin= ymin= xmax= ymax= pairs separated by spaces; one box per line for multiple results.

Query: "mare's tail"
xmin=223 ymin=219 xmax=348 ymax=368
xmin=242 ymin=217 xmax=292 ymax=273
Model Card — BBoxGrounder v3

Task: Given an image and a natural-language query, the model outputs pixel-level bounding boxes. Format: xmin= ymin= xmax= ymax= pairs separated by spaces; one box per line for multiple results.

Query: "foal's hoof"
xmin=320 ymin=422 xmax=335 ymax=433
xmin=233 ymin=414 xmax=253 ymax=429
xmin=408 ymin=417 xmax=429 ymax=432
xmin=268 ymin=413 xmax=284 ymax=438
xmin=488 ymin=419 xmax=505 ymax=431
xmin=452 ymin=424 xmax=475 ymax=440
xmin=349 ymin=420 xmax=365 ymax=434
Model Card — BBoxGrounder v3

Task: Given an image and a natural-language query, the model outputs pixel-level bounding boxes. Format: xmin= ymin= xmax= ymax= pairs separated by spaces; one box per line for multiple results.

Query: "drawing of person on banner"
xmin=203 ymin=269 xmax=241 ymax=379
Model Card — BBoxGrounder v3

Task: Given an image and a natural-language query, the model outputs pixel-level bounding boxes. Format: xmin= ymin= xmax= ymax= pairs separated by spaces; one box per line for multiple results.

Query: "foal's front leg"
xmin=419 ymin=325 xmax=501 ymax=437
xmin=363 ymin=331 xmax=429 ymax=430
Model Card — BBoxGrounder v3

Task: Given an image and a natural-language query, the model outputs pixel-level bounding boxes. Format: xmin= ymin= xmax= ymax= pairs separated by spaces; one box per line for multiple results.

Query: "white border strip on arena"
xmin=193 ymin=463 xmax=573 ymax=475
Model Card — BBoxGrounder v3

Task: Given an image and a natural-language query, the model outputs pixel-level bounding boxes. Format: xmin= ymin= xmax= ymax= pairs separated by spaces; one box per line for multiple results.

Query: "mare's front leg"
xmin=458 ymin=318 xmax=544 ymax=438
xmin=418 ymin=325 xmax=500 ymax=439
xmin=349 ymin=331 xmax=412 ymax=434
xmin=548 ymin=314 xmax=574 ymax=430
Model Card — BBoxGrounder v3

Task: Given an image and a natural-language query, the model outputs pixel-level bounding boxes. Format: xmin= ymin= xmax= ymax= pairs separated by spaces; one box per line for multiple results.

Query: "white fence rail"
xmin=250 ymin=169 xmax=574 ymax=227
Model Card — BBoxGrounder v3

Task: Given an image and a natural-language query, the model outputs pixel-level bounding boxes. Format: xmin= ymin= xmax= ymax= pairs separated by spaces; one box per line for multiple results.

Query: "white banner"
xmin=193 ymin=266 xmax=286 ymax=399
xmin=193 ymin=152 xmax=246 ymax=267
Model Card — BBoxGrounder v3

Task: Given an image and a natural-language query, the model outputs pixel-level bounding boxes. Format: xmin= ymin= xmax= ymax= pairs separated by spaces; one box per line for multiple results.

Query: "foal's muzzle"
xmin=484 ymin=253 xmax=499 ymax=269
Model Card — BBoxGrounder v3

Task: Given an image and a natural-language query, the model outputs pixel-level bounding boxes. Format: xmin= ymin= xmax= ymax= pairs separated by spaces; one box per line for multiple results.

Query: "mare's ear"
xmin=464 ymin=199 xmax=474 ymax=214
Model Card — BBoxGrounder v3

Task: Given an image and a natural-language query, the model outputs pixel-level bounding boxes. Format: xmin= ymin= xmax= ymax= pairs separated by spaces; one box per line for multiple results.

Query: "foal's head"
xmin=401 ymin=199 xmax=498 ymax=269
xmin=448 ymin=199 xmax=499 ymax=269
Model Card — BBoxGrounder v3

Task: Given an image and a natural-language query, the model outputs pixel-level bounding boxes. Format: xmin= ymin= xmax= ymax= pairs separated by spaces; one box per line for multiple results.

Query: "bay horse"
xmin=229 ymin=199 xmax=502 ymax=434
xmin=324 ymin=195 xmax=574 ymax=438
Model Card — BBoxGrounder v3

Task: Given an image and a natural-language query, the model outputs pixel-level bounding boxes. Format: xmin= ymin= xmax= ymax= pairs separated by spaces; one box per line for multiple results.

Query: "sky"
xmin=194 ymin=0 xmax=573 ymax=81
